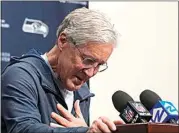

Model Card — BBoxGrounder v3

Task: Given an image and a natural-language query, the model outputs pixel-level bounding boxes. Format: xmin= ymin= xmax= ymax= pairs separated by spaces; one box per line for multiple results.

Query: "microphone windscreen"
xmin=112 ymin=90 xmax=134 ymax=113
xmin=140 ymin=89 xmax=162 ymax=110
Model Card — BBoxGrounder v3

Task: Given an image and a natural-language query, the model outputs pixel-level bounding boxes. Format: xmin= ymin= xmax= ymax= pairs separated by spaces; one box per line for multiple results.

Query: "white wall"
xmin=89 ymin=2 xmax=178 ymax=123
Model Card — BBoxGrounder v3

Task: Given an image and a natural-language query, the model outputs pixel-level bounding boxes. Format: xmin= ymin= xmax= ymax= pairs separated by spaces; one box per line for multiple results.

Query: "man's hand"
xmin=50 ymin=100 xmax=124 ymax=132
xmin=87 ymin=117 xmax=124 ymax=133
xmin=50 ymin=100 xmax=88 ymax=127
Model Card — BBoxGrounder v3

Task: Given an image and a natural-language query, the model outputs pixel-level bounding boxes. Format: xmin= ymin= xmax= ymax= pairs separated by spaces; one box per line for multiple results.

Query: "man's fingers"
xmin=74 ymin=100 xmax=83 ymax=119
xmin=113 ymin=120 xmax=125 ymax=125
xmin=56 ymin=103 xmax=74 ymax=121
xmin=95 ymin=119 xmax=111 ymax=133
xmin=51 ymin=112 xmax=69 ymax=126
xmin=50 ymin=122 xmax=65 ymax=128
xmin=99 ymin=116 xmax=116 ymax=131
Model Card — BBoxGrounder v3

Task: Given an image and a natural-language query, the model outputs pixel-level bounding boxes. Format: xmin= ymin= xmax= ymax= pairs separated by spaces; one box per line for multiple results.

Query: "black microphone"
xmin=112 ymin=90 xmax=152 ymax=124
xmin=140 ymin=89 xmax=179 ymax=124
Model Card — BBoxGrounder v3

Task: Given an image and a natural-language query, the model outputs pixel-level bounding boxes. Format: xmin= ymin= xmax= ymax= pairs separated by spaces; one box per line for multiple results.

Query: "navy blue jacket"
xmin=1 ymin=49 xmax=94 ymax=133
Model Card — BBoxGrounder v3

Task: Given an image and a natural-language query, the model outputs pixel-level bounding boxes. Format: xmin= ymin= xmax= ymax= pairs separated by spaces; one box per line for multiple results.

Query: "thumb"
xmin=74 ymin=100 xmax=83 ymax=119
xmin=50 ymin=122 xmax=65 ymax=128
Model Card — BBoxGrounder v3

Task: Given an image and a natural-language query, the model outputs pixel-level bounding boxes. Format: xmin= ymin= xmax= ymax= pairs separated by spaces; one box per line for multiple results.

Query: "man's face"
xmin=56 ymin=42 xmax=114 ymax=91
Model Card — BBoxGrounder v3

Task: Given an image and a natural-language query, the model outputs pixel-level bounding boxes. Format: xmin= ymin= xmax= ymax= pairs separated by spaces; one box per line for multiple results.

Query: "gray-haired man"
xmin=2 ymin=7 xmax=123 ymax=133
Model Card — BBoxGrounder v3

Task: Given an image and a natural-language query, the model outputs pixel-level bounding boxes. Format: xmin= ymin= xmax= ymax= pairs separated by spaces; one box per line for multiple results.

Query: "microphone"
xmin=112 ymin=90 xmax=152 ymax=124
xmin=140 ymin=89 xmax=179 ymax=124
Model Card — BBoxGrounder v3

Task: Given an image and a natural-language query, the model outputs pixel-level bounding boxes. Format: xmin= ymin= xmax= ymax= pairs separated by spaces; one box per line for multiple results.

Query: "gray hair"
xmin=56 ymin=7 xmax=118 ymax=46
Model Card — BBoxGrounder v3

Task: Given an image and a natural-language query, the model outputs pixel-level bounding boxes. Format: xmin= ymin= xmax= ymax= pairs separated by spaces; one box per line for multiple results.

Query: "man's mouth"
xmin=76 ymin=75 xmax=83 ymax=81
xmin=72 ymin=76 xmax=83 ymax=86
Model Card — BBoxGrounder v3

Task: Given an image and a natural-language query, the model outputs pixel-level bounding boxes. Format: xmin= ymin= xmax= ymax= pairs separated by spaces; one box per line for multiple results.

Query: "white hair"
xmin=56 ymin=7 xmax=118 ymax=46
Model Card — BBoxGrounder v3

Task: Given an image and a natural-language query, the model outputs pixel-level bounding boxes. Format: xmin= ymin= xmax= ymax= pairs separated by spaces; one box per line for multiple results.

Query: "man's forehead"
xmin=78 ymin=42 xmax=113 ymax=50
xmin=78 ymin=43 xmax=113 ymax=62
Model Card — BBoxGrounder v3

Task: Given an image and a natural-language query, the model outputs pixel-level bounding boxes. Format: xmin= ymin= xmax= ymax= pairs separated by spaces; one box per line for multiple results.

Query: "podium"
xmin=113 ymin=123 xmax=179 ymax=133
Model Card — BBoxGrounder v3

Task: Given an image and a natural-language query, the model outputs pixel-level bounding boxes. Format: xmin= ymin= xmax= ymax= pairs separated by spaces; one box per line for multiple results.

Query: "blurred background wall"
xmin=89 ymin=1 xmax=178 ymax=123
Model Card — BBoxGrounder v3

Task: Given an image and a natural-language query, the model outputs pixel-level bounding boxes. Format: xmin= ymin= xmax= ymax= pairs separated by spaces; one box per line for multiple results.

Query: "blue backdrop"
xmin=1 ymin=1 xmax=88 ymax=70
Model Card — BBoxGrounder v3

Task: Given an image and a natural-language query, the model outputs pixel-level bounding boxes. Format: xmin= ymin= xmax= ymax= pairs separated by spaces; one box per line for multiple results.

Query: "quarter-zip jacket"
xmin=2 ymin=49 xmax=95 ymax=133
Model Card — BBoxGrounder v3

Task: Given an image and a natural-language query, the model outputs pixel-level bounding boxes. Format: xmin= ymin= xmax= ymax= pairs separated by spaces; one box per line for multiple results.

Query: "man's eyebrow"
xmin=83 ymin=54 xmax=106 ymax=64
xmin=82 ymin=54 xmax=97 ymax=60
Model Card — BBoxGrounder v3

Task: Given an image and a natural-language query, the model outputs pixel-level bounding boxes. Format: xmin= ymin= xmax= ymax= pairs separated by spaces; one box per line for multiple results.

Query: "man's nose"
xmin=83 ymin=67 xmax=96 ymax=77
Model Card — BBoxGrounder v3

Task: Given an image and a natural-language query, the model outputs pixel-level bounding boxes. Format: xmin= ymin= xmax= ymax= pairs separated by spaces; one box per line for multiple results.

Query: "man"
xmin=2 ymin=7 xmax=123 ymax=133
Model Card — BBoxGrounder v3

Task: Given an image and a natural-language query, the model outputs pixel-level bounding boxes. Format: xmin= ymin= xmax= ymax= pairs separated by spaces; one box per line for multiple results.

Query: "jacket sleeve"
xmin=2 ymin=66 xmax=89 ymax=133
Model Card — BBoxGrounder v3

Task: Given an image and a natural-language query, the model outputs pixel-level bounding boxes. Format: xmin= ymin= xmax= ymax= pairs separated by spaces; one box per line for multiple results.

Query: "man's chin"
xmin=64 ymin=77 xmax=86 ymax=91
xmin=66 ymin=82 xmax=84 ymax=91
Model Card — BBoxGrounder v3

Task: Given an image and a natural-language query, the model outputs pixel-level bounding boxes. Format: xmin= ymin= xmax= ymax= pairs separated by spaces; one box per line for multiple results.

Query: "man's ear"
xmin=57 ymin=33 xmax=68 ymax=51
